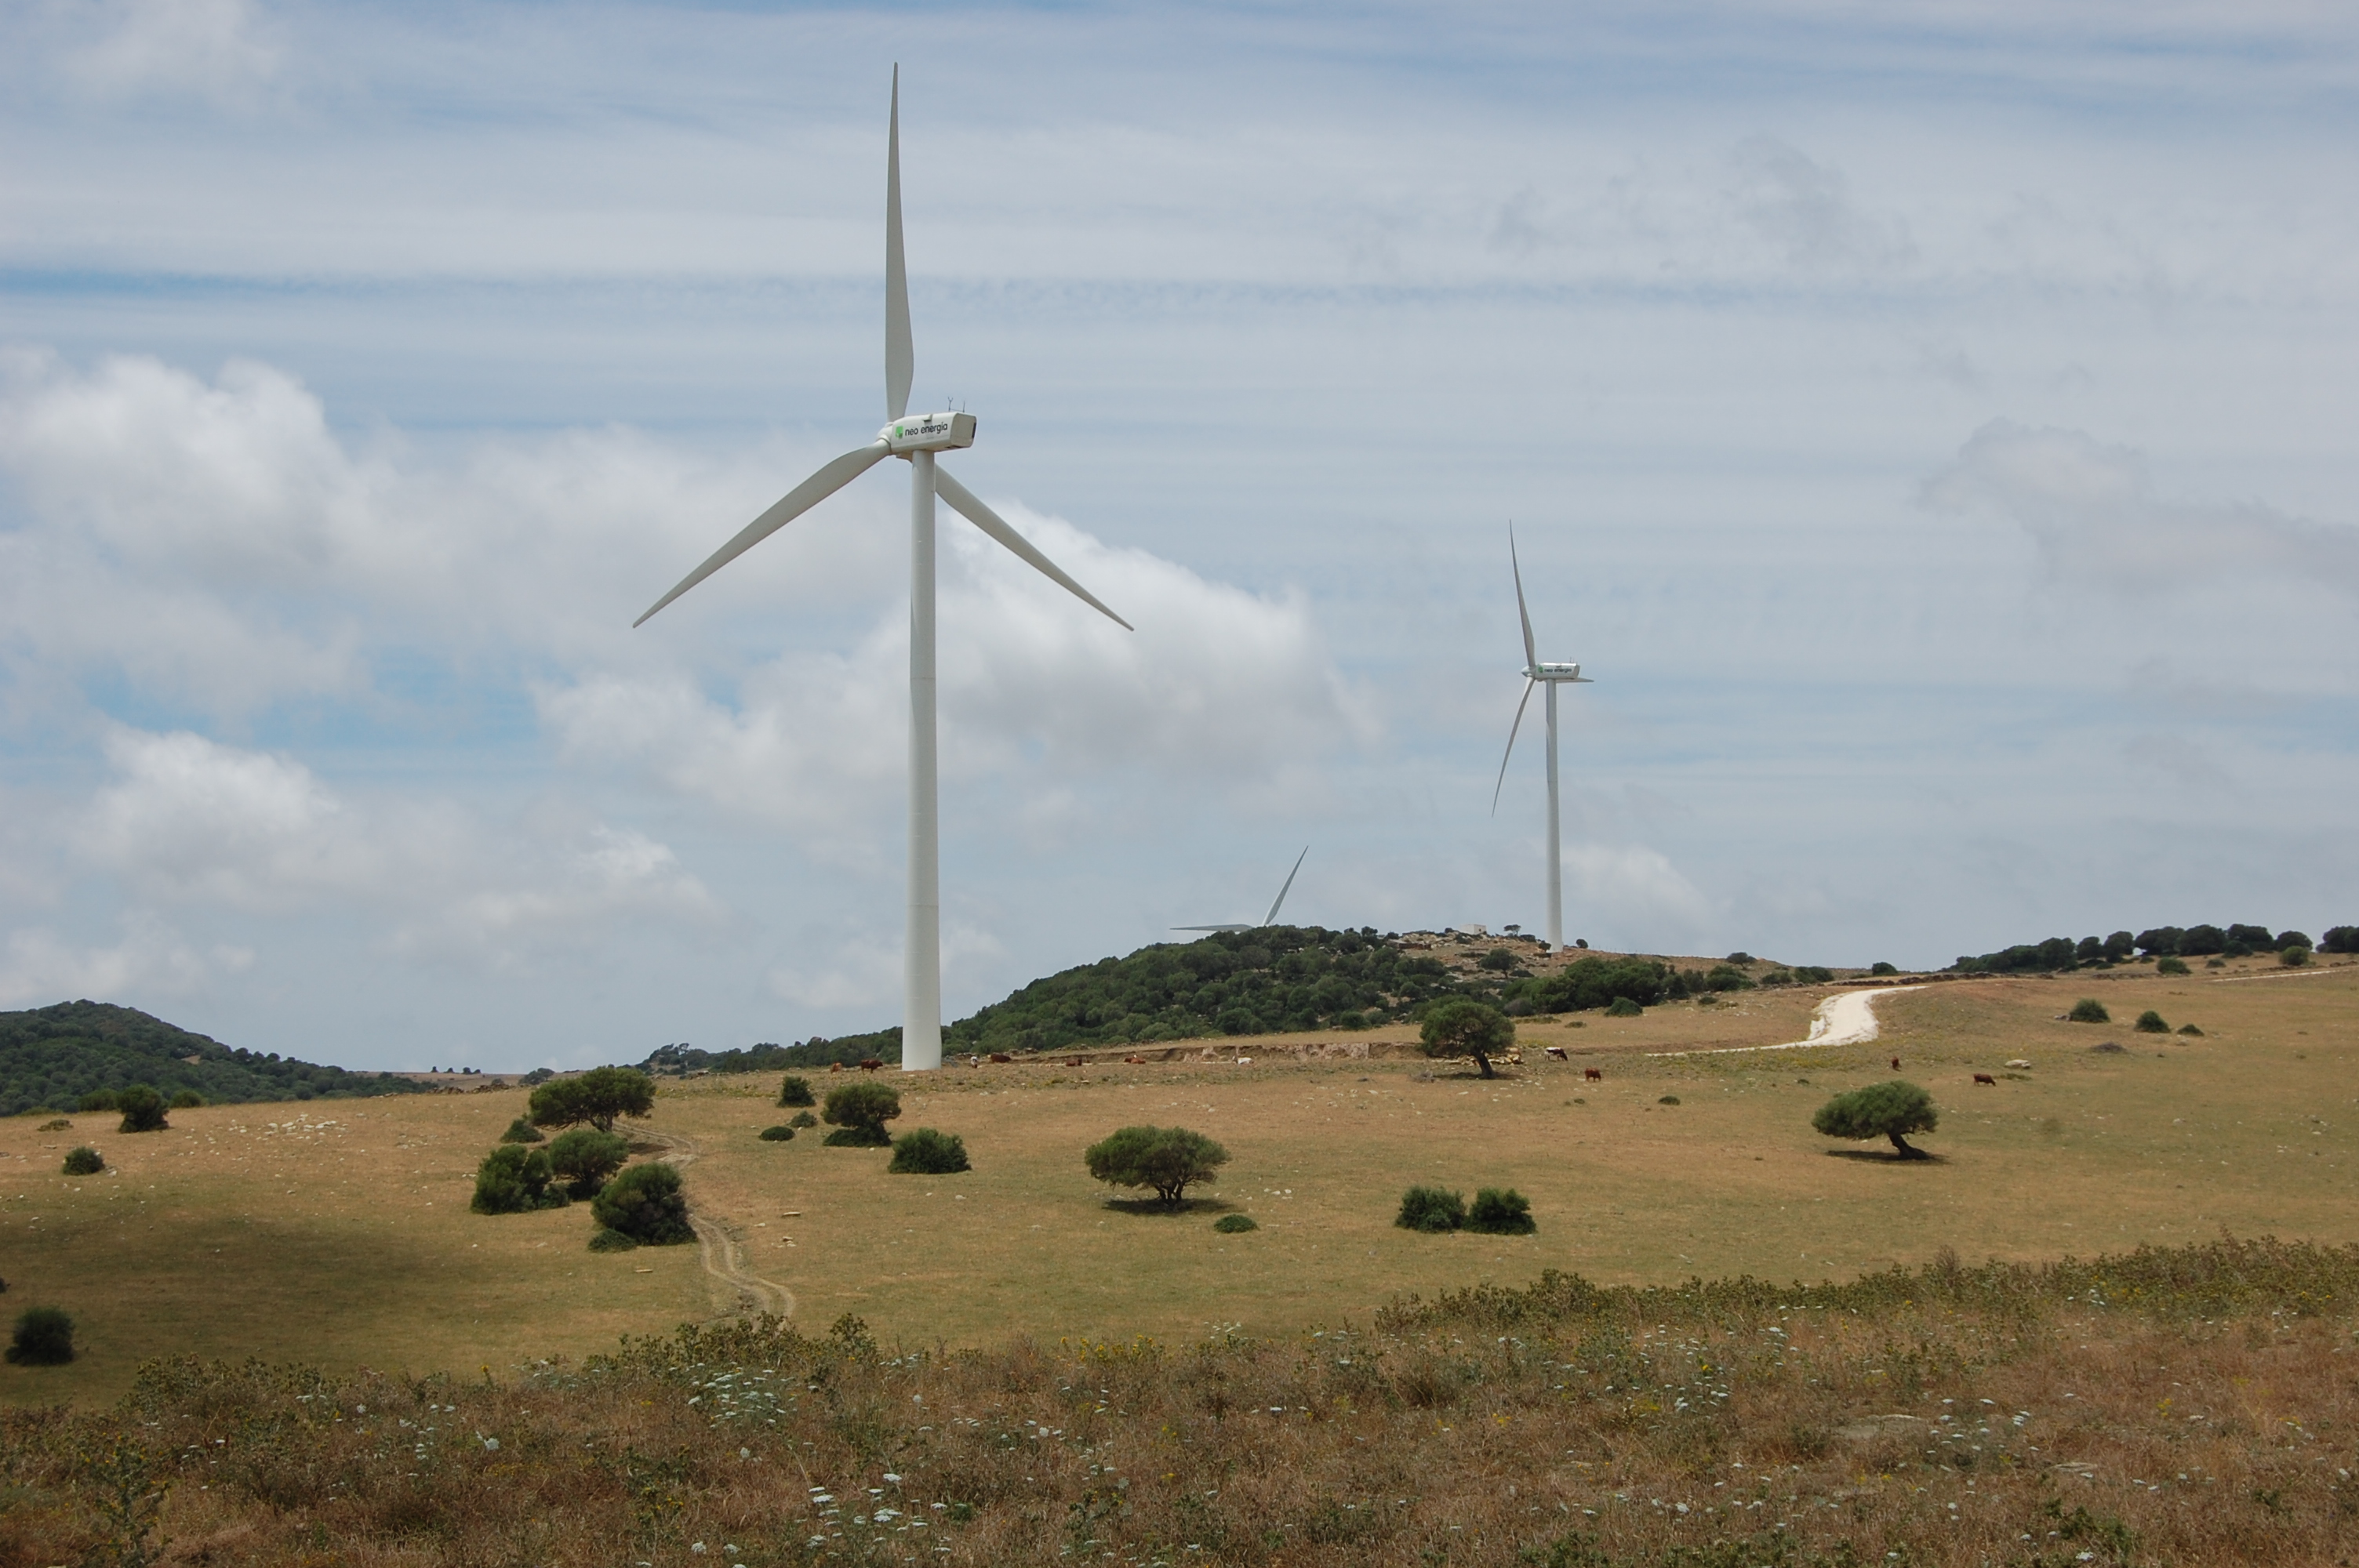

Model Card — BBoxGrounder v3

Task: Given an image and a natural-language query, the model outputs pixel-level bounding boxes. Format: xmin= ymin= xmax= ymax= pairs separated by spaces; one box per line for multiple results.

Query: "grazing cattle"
xmin=988 ymin=1052 xmax=1012 ymax=1064
xmin=1124 ymin=1054 xmax=1146 ymax=1065
xmin=829 ymin=1062 xmax=845 ymax=1073
xmin=1544 ymin=1046 xmax=1568 ymax=1061
xmin=1236 ymin=1057 xmax=1253 ymax=1065
xmin=858 ymin=1058 xmax=884 ymax=1073
xmin=1583 ymin=1067 xmax=1603 ymax=1082
xmin=1890 ymin=1057 xmax=1901 ymax=1071
xmin=1066 ymin=1056 xmax=1085 ymax=1068
xmin=1973 ymin=1073 xmax=1997 ymax=1086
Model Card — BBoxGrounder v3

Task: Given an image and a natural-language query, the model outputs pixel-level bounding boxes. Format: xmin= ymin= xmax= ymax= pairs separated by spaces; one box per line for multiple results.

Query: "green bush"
xmin=1085 ymin=1125 xmax=1229 ymax=1207
xmin=587 ymin=1226 xmax=638 ymax=1253
xmin=2281 ymin=945 xmax=2311 ymax=967
xmin=2178 ymin=1024 xmax=2204 ymax=1036
xmin=61 ymin=1146 xmax=103 ymax=1176
xmin=500 ymin=1117 xmax=544 ymax=1144
xmin=591 ymin=1162 xmax=692 ymax=1245
xmin=2068 ymin=999 xmax=2110 ymax=1024
xmin=1604 ymin=996 xmax=1643 ymax=1018
xmin=75 ymin=1089 xmax=119 ymax=1112
xmin=778 ymin=1074 xmax=816 ymax=1108
xmin=1478 ymin=946 xmax=1518 ymax=972
xmin=529 ymin=1066 xmax=656 ymax=1134
xmin=114 ymin=1084 xmax=168 ymax=1133
xmin=789 ymin=1110 xmax=818 ymax=1129
xmin=1870 ymin=961 xmax=1899 ymax=976
xmin=1812 ymin=1080 xmax=1938 ymax=1159
xmin=823 ymin=1081 xmax=902 ymax=1146
xmin=546 ymin=1127 xmax=631 ymax=1199
xmin=2157 ymin=956 xmax=2190 ymax=975
xmin=1395 ymin=1185 xmax=1465 ymax=1232
xmin=2134 ymin=1010 xmax=2170 ymax=1033
xmin=5 ymin=1307 xmax=74 ymax=1366
xmin=471 ymin=1145 xmax=565 ymax=1214
xmin=1467 ymin=1187 xmax=1535 ymax=1235
xmin=1418 ymin=1000 xmax=1515 ymax=1078
xmin=1658 ymin=1094 xmax=1681 ymax=1105
xmin=889 ymin=1127 xmax=972 ymax=1174
xmin=1791 ymin=966 xmax=1834 ymax=984
xmin=1212 ymin=1213 xmax=1258 ymax=1233
xmin=758 ymin=1124 xmax=796 ymax=1142
xmin=37 ymin=1118 xmax=69 ymax=1132
xmin=169 ymin=1089 xmax=205 ymax=1109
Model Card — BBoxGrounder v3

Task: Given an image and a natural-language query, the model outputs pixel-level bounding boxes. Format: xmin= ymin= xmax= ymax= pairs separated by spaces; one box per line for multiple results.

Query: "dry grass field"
xmin=4 ymin=953 xmax=2355 ymax=1409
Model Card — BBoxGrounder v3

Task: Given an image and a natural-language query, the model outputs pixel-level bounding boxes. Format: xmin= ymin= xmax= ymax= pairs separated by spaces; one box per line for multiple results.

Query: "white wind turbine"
xmin=1172 ymin=847 xmax=1310 ymax=935
xmin=634 ymin=67 xmax=1132 ymax=1072
xmin=1490 ymin=526 xmax=1590 ymax=950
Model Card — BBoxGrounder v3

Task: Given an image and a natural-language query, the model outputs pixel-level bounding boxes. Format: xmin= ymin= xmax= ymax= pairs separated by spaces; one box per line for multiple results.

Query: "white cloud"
xmin=1728 ymin=136 xmax=1915 ymax=273
xmin=0 ymin=913 xmax=250 ymax=1008
xmin=60 ymin=0 xmax=281 ymax=105
xmin=1563 ymin=842 xmax=1715 ymax=930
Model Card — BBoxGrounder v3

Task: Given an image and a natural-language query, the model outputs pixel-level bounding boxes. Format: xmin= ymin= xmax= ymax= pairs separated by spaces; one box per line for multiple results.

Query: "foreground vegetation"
xmin=5 ymin=1236 xmax=2355 ymax=1566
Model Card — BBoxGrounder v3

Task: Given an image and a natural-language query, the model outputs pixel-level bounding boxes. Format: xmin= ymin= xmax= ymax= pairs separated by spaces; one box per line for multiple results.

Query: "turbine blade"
xmin=1261 ymin=845 xmax=1309 ymax=927
xmin=1173 ymin=924 xmax=1252 ymax=933
xmin=1490 ymin=677 xmax=1536 ymax=815
xmin=885 ymin=64 xmax=913 ymax=423
xmin=634 ymin=442 xmax=890 ymax=626
xmin=935 ymin=466 xmax=1134 ymax=630
xmin=1510 ymin=521 xmax=1537 ymax=673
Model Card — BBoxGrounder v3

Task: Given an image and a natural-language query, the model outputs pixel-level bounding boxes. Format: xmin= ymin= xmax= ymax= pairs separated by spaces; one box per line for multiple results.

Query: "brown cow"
xmin=1973 ymin=1073 xmax=1997 ymax=1086
xmin=1583 ymin=1067 xmax=1603 ymax=1082
xmin=829 ymin=1062 xmax=845 ymax=1073
xmin=1067 ymin=1056 xmax=1085 ymax=1068
xmin=1124 ymin=1054 xmax=1146 ymax=1065
xmin=1890 ymin=1057 xmax=1901 ymax=1071
xmin=988 ymin=1052 xmax=1012 ymax=1064
xmin=857 ymin=1058 xmax=884 ymax=1073
xmin=1543 ymin=1046 xmax=1568 ymax=1061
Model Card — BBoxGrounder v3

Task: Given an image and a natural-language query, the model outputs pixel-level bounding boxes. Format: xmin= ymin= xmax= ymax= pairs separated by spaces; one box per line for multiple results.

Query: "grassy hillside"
xmin=0 ymin=1000 xmax=427 ymax=1116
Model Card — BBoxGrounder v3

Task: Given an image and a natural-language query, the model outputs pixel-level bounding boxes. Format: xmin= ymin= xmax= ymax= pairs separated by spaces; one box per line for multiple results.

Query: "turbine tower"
xmin=634 ymin=68 xmax=1131 ymax=1071
xmin=1173 ymin=847 xmax=1310 ymax=934
xmin=1490 ymin=526 xmax=1590 ymax=949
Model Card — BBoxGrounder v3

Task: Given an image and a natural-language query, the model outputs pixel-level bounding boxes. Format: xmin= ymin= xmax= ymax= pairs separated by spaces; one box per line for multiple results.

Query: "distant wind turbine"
xmin=634 ymin=67 xmax=1132 ymax=1071
xmin=1490 ymin=525 xmax=1590 ymax=949
xmin=1174 ymin=847 xmax=1310 ymax=934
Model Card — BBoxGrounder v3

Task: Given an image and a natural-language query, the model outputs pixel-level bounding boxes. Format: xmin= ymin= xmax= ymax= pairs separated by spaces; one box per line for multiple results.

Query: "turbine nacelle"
xmin=1528 ymin=661 xmax=1589 ymax=682
xmin=882 ymin=412 xmax=976 ymax=454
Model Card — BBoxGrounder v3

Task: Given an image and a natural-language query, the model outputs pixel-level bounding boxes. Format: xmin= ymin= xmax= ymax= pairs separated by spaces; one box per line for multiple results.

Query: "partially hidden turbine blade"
xmin=1262 ymin=846 xmax=1310 ymax=927
xmin=634 ymin=441 xmax=890 ymax=626
xmin=1490 ymin=677 xmax=1536 ymax=815
xmin=885 ymin=64 xmax=913 ymax=423
xmin=935 ymin=466 xmax=1133 ymax=630
xmin=1510 ymin=522 xmax=1537 ymax=673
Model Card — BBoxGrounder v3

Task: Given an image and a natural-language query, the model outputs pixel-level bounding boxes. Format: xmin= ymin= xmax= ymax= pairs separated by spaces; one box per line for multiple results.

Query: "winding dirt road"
xmin=1651 ymin=985 xmax=1921 ymax=1058
xmin=634 ymin=1127 xmax=796 ymax=1320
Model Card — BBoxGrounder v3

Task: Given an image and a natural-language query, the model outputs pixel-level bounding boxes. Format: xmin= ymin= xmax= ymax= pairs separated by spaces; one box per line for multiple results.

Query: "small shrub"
xmin=1395 ymin=1185 xmax=1465 ymax=1232
xmin=1792 ymin=965 xmax=1834 ymax=984
xmin=61 ymin=1146 xmax=104 ymax=1176
xmin=889 ymin=1127 xmax=972 ymax=1174
xmin=2206 ymin=958 xmax=2226 ymax=968
xmin=1605 ymin=996 xmax=1643 ymax=1017
xmin=2281 ymin=946 xmax=2310 ymax=967
xmin=500 ymin=1117 xmax=545 ymax=1144
xmin=1725 ymin=951 xmax=1754 ymax=964
xmin=779 ymin=1074 xmax=816 ymax=1108
xmin=587 ymin=1226 xmax=638 ymax=1253
xmin=75 ymin=1090 xmax=118 ymax=1112
xmin=2178 ymin=1024 xmax=2205 ymax=1036
xmin=37 ymin=1119 xmax=69 ymax=1132
xmin=471 ymin=1145 xmax=565 ymax=1214
xmin=2068 ymin=999 xmax=2110 ymax=1024
xmin=1658 ymin=1094 xmax=1681 ymax=1105
xmin=169 ymin=1089 xmax=205 ymax=1109
xmin=2134 ymin=1010 xmax=2170 ymax=1033
xmin=2157 ymin=956 xmax=2190 ymax=975
xmin=1212 ymin=1213 xmax=1259 ymax=1233
xmin=1478 ymin=946 xmax=1518 ymax=972
xmin=758 ymin=1124 xmax=796 ymax=1142
xmin=1467 ymin=1187 xmax=1535 ymax=1235
xmin=5 ymin=1307 xmax=74 ymax=1366
xmin=591 ymin=1162 xmax=692 ymax=1244
xmin=789 ymin=1110 xmax=818 ymax=1128
xmin=1870 ymin=961 xmax=1899 ymax=976
xmin=546 ymin=1127 xmax=631 ymax=1199
xmin=115 ymin=1084 xmax=168 ymax=1133
xmin=823 ymin=1081 xmax=902 ymax=1146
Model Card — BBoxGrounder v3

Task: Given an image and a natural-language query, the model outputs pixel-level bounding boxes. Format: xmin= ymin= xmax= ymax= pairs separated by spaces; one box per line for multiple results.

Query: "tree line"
xmin=1950 ymin=923 xmax=2346 ymax=975
xmin=0 ymin=1001 xmax=430 ymax=1118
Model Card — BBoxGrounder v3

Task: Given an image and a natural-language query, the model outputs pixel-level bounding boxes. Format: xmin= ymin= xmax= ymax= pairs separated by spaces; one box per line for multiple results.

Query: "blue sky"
xmin=2 ymin=0 xmax=2354 ymax=1069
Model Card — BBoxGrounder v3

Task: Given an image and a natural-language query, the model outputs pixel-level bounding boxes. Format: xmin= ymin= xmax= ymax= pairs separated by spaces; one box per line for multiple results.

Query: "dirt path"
xmin=634 ymin=1127 xmax=795 ymax=1320
xmin=1651 ymin=986 xmax=1921 ymax=1058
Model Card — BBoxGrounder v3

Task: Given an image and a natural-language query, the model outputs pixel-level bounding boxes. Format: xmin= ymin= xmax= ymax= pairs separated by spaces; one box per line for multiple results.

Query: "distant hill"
xmin=0 ymin=1000 xmax=431 ymax=1117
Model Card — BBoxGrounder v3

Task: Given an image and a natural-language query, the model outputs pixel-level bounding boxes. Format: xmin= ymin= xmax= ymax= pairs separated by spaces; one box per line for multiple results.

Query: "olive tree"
xmin=591 ymin=1162 xmax=693 ymax=1245
xmin=1418 ymin=1000 xmax=1515 ymax=1079
xmin=546 ymin=1127 xmax=631 ymax=1199
xmin=1084 ymin=1125 xmax=1229 ymax=1207
xmin=529 ymin=1066 xmax=656 ymax=1134
xmin=116 ymin=1084 xmax=168 ymax=1133
xmin=1812 ymin=1080 xmax=1939 ymax=1160
xmin=822 ymin=1081 xmax=903 ymax=1146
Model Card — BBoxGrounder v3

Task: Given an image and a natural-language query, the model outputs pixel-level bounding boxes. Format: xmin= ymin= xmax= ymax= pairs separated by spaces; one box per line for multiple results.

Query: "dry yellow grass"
xmin=5 ymin=953 xmax=2354 ymax=1406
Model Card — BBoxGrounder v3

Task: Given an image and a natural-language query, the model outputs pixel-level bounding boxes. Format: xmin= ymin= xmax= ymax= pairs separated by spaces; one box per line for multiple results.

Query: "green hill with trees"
xmin=1950 ymin=921 xmax=2351 ymax=974
xmin=0 ymin=1000 xmax=429 ymax=1117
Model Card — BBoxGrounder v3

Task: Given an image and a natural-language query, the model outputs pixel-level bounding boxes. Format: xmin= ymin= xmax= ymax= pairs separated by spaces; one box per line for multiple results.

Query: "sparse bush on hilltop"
xmin=500 ymin=1117 xmax=544 ymax=1144
xmin=2281 ymin=944 xmax=2310 ymax=967
xmin=2069 ymin=999 xmax=2110 ymax=1024
xmin=1870 ymin=961 xmax=1899 ymax=976
xmin=61 ymin=1146 xmax=103 ymax=1176
xmin=115 ymin=1084 xmax=167 ymax=1133
xmin=1812 ymin=1080 xmax=1938 ymax=1159
xmin=591 ymin=1163 xmax=692 ymax=1245
xmin=1396 ymin=1185 xmax=1465 ymax=1232
xmin=546 ymin=1127 xmax=630 ymax=1199
xmin=778 ymin=1074 xmax=816 ymax=1108
xmin=822 ymin=1082 xmax=902 ymax=1147
xmin=1418 ymin=999 xmax=1514 ymax=1078
xmin=1467 ymin=1187 xmax=1536 ymax=1236
xmin=1478 ymin=946 xmax=1518 ymax=972
xmin=888 ymin=1128 xmax=972 ymax=1174
xmin=1085 ymin=1126 xmax=1228 ymax=1207
xmin=471 ymin=1145 xmax=565 ymax=1214
xmin=2157 ymin=956 xmax=2190 ymax=975
xmin=789 ymin=1110 xmax=817 ymax=1129
xmin=529 ymin=1066 xmax=655 ymax=1134
xmin=5 ymin=1307 xmax=73 ymax=1366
